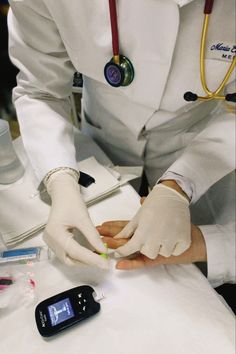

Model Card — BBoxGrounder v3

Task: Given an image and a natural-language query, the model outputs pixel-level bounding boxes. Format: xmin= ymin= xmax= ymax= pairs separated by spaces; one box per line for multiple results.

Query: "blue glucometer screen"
xmin=48 ymin=298 xmax=75 ymax=326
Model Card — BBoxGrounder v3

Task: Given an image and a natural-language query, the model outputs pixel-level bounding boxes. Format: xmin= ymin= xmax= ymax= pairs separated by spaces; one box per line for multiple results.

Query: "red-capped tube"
xmin=108 ymin=0 xmax=119 ymax=56
xmin=204 ymin=0 xmax=214 ymax=14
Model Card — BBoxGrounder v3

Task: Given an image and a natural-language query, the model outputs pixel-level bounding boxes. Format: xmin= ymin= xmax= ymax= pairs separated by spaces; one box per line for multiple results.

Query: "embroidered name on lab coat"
xmin=207 ymin=42 xmax=236 ymax=62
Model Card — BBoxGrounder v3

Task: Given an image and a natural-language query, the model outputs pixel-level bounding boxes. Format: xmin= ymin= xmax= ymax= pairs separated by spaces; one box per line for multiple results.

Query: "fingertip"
xmin=116 ymin=260 xmax=128 ymax=270
xmin=115 ymin=243 xmax=138 ymax=257
xmin=115 ymin=242 xmax=138 ymax=257
xmin=116 ymin=259 xmax=141 ymax=270
xmin=95 ymin=241 xmax=107 ymax=254
xmin=158 ymin=246 xmax=172 ymax=258
xmin=172 ymin=241 xmax=190 ymax=256
xmin=92 ymin=251 xmax=110 ymax=269
xmin=140 ymin=244 xmax=159 ymax=259
xmin=113 ymin=221 xmax=136 ymax=239
xmin=113 ymin=232 xmax=123 ymax=239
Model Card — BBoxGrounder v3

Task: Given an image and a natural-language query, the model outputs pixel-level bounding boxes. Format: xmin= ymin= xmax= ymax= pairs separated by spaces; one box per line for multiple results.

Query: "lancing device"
xmin=100 ymin=243 xmax=108 ymax=259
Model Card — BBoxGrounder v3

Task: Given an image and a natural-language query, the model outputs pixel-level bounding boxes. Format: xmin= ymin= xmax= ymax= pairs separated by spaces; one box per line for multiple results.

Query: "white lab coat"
xmin=8 ymin=0 xmax=235 ymax=286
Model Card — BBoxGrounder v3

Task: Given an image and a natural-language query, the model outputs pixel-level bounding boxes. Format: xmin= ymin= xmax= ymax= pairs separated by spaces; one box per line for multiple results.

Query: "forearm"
xmin=15 ymin=95 xmax=78 ymax=184
xmin=161 ymin=108 xmax=235 ymax=203
xmin=8 ymin=5 xmax=77 ymax=184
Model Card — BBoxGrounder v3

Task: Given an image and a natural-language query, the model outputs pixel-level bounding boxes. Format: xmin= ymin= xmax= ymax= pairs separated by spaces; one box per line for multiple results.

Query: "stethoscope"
xmin=104 ymin=0 xmax=236 ymax=103
xmin=104 ymin=0 xmax=134 ymax=87
xmin=184 ymin=0 xmax=236 ymax=103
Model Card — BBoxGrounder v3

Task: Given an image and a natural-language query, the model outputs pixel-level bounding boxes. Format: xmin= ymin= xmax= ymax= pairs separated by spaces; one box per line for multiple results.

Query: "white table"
xmin=1 ymin=184 xmax=235 ymax=354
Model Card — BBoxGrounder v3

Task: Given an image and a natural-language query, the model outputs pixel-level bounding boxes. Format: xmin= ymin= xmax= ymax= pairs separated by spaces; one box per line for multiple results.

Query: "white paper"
xmin=0 ymin=150 xmax=120 ymax=248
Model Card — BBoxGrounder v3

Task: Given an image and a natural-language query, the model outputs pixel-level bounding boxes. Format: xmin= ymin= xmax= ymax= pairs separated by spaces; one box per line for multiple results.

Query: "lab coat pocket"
xmin=81 ymin=109 xmax=145 ymax=166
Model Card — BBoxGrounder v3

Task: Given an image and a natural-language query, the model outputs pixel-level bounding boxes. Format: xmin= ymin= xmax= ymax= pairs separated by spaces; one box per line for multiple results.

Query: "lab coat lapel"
xmin=46 ymin=0 xmax=180 ymax=113
xmin=45 ymin=0 xmax=180 ymax=136
xmin=121 ymin=0 xmax=180 ymax=112
xmin=82 ymin=0 xmax=181 ymax=137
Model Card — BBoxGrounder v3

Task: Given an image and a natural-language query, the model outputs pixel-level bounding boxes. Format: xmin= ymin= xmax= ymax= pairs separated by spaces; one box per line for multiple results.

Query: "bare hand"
xmin=97 ymin=221 xmax=207 ymax=270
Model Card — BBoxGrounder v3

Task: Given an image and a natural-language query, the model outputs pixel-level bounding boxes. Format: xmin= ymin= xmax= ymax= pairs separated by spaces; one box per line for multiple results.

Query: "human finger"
xmin=140 ymin=242 xmax=161 ymax=259
xmin=115 ymin=230 xmax=143 ymax=256
xmin=116 ymin=246 xmax=195 ymax=270
xmin=114 ymin=218 xmax=138 ymax=239
xmin=172 ymin=240 xmax=191 ymax=256
xmin=66 ymin=237 xmax=109 ymax=269
xmin=101 ymin=236 xmax=128 ymax=249
xmin=96 ymin=220 xmax=128 ymax=236
xmin=116 ymin=254 xmax=159 ymax=270
xmin=77 ymin=219 xmax=107 ymax=254
xmin=158 ymin=242 xmax=176 ymax=257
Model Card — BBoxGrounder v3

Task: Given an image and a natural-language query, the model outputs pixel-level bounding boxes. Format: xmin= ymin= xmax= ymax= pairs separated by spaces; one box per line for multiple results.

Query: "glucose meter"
xmin=35 ymin=285 xmax=100 ymax=337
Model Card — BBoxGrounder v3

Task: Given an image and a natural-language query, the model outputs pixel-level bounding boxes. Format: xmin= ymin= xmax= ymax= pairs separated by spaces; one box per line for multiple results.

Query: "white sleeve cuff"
xmin=158 ymin=171 xmax=194 ymax=200
xmin=199 ymin=224 xmax=236 ymax=288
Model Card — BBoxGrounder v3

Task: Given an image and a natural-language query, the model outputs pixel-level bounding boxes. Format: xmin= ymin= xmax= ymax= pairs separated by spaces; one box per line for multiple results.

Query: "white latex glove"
xmin=115 ymin=184 xmax=191 ymax=258
xmin=43 ymin=170 xmax=108 ymax=269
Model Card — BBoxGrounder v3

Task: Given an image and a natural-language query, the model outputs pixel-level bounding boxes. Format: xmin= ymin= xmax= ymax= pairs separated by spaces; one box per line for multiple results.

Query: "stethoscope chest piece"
xmin=104 ymin=55 xmax=134 ymax=87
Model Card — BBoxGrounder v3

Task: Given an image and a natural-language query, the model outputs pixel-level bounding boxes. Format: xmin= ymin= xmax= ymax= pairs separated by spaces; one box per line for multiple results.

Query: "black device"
xmin=78 ymin=171 xmax=95 ymax=188
xmin=35 ymin=285 xmax=100 ymax=337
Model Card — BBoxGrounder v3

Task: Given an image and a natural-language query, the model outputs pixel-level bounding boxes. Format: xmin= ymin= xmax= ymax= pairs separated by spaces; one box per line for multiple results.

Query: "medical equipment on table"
xmin=184 ymin=0 xmax=236 ymax=102
xmin=0 ymin=277 xmax=14 ymax=291
xmin=99 ymin=243 xmax=109 ymax=259
xmin=0 ymin=246 xmax=50 ymax=264
xmin=35 ymin=285 xmax=101 ymax=337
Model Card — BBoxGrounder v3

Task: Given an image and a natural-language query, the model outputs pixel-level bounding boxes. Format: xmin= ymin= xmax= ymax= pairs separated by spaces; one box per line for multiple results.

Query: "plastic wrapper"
xmin=0 ymin=246 xmax=51 ymax=316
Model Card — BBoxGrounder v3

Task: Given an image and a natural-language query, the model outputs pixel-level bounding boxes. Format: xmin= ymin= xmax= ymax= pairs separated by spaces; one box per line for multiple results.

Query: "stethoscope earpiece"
xmin=183 ymin=92 xmax=198 ymax=102
xmin=104 ymin=55 xmax=134 ymax=87
xmin=225 ymin=93 xmax=236 ymax=103
xmin=184 ymin=91 xmax=236 ymax=103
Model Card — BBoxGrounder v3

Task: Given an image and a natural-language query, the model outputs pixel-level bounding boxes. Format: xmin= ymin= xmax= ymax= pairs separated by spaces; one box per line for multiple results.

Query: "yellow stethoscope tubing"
xmin=199 ymin=14 xmax=236 ymax=101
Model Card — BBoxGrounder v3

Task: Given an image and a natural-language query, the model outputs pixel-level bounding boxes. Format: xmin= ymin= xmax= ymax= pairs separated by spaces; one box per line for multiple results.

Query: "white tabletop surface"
xmin=0 ymin=184 xmax=235 ymax=354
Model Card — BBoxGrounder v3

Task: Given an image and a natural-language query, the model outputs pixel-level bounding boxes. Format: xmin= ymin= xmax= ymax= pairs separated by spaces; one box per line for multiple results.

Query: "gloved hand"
xmin=43 ymin=169 xmax=108 ymax=269
xmin=114 ymin=183 xmax=191 ymax=258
